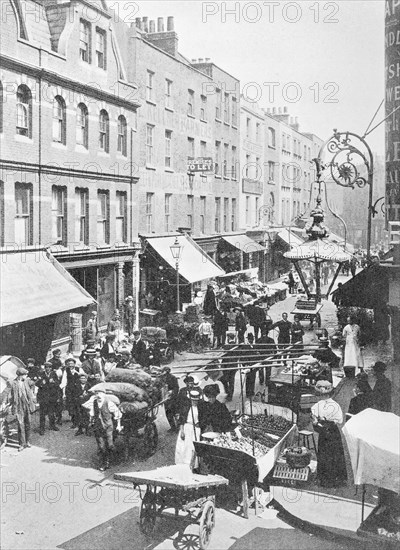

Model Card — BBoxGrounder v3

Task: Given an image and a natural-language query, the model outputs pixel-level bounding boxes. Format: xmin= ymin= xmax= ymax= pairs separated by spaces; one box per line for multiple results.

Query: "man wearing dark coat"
xmin=272 ymin=312 xmax=292 ymax=346
xmin=36 ymin=362 xmax=60 ymax=435
xmin=203 ymin=285 xmax=217 ymax=317
xmin=256 ymin=322 xmax=277 ymax=385
xmin=10 ymin=367 xmax=36 ymax=451
xmin=81 ymin=349 xmax=102 ymax=388
xmin=200 ymin=384 xmax=232 ymax=433
xmin=131 ymin=330 xmax=148 ymax=368
xmin=246 ymin=304 xmax=266 ymax=341
xmin=213 ymin=308 xmax=229 ymax=348
xmin=372 ymin=361 xmax=392 ymax=412
xmin=65 ymin=358 xmax=83 ymax=428
xmin=239 ymin=333 xmax=259 ymax=398
xmin=162 ymin=367 xmax=180 ymax=431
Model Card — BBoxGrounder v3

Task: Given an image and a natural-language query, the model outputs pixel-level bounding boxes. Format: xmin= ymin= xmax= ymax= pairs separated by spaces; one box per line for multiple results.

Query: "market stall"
xmin=343 ymin=409 xmax=400 ymax=545
xmin=194 ymin=413 xmax=296 ymax=518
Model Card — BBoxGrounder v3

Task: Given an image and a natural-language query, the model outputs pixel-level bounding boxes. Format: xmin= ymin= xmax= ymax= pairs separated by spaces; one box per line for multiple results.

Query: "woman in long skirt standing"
xmin=342 ymin=315 xmax=364 ymax=378
xmin=175 ymin=390 xmax=204 ymax=470
xmin=311 ymin=380 xmax=347 ymax=488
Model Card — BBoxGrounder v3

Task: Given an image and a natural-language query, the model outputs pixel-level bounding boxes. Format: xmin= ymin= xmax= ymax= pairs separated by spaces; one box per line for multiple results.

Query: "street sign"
xmin=187 ymin=157 xmax=214 ymax=173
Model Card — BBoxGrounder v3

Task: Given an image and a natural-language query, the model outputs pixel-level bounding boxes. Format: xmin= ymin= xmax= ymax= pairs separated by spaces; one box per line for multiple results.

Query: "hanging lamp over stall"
xmin=284 ymin=172 xmax=353 ymax=304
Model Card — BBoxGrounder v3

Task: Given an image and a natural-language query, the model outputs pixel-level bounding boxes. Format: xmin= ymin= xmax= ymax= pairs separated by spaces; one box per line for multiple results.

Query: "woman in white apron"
xmin=175 ymin=390 xmax=203 ymax=470
xmin=342 ymin=315 xmax=364 ymax=378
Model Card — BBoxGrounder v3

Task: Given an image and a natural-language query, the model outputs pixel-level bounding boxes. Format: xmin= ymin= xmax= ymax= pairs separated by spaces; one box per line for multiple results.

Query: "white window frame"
xmin=52 ymin=96 xmax=66 ymax=144
xmin=165 ymin=130 xmax=172 ymax=168
xmin=146 ymin=192 xmax=154 ymax=233
xmin=97 ymin=191 xmax=109 ymax=244
xmin=76 ymin=103 xmax=88 ymax=148
xmin=165 ymin=79 xmax=173 ymax=110
xmin=99 ymin=110 xmax=109 ymax=152
xmin=75 ymin=188 xmax=88 ymax=245
xmin=79 ymin=20 xmax=91 ymax=63
xmin=117 ymin=115 xmax=127 ymax=156
xmin=116 ymin=191 xmax=127 ymax=243
xmin=95 ymin=27 xmax=106 ymax=69
xmin=52 ymin=186 xmax=66 ymax=244
xmin=146 ymin=124 xmax=154 ymax=164
xmin=164 ymin=193 xmax=171 ymax=232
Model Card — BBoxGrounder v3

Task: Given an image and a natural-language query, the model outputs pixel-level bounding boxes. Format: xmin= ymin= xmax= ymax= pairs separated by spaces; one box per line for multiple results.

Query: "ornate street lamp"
xmin=316 ymin=129 xmax=374 ymax=261
xmin=170 ymin=236 xmax=183 ymax=312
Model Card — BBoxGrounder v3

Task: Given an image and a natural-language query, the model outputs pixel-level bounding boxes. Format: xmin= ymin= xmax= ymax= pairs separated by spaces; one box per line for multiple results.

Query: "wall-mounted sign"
xmin=187 ymin=157 xmax=214 ymax=173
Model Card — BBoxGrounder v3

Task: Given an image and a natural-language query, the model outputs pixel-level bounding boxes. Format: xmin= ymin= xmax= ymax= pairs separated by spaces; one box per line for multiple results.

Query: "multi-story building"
xmin=239 ymin=96 xmax=265 ymax=229
xmin=116 ymin=16 xmax=240 ymax=302
xmin=0 ymin=0 xmax=140 ymax=355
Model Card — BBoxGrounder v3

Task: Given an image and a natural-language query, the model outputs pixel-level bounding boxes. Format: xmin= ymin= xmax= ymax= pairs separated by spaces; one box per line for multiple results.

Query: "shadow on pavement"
xmin=57 ymin=506 xmax=202 ymax=550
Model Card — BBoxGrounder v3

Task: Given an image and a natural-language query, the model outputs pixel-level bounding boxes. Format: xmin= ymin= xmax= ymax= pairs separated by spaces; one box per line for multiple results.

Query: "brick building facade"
xmin=0 ymin=0 xmax=141 ymax=349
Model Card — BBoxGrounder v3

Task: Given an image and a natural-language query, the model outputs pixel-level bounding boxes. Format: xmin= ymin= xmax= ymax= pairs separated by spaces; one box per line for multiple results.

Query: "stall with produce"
xmin=194 ymin=411 xmax=296 ymax=518
xmin=90 ymin=366 xmax=167 ymax=459
xmin=343 ymin=408 xmax=400 ymax=546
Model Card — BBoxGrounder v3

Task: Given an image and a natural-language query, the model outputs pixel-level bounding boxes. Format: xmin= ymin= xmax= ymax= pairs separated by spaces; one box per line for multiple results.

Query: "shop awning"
xmin=145 ymin=234 xmax=225 ymax=283
xmin=222 ymin=234 xmax=265 ymax=253
xmin=331 ymin=265 xmax=389 ymax=308
xmin=328 ymin=232 xmax=355 ymax=254
xmin=217 ymin=267 xmax=259 ymax=279
xmin=277 ymin=228 xmax=304 ymax=247
xmin=0 ymin=249 xmax=96 ymax=326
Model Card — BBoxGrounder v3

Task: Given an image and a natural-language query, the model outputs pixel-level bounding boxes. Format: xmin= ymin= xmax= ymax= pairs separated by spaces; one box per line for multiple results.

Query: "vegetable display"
xmin=209 ymin=433 xmax=270 ymax=459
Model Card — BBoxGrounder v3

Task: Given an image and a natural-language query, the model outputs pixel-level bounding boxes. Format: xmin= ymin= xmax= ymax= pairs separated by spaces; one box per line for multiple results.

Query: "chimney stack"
xmin=205 ymin=58 xmax=210 ymax=62
xmin=272 ymin=107 xmax=276 ymax=115
xmin=284 ymin=106 xmax=288 ymax=114
xmin=167 ymin=16 xmax=174 ymax=30
xmin=144 ymin=15 xmax=179 ymax=56
xmin=198 ymin=58 xmax=203 ymax=63
xmin=135 ymin=17 xmax=141 ymax=29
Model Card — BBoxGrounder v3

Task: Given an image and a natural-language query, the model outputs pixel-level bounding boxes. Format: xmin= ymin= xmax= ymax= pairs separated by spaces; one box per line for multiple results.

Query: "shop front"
xmin=217 ymin=233 xmax=266 ymax=278
xmin=0 ymin=248 xmax=95 ymax=362
xmin=139 ymin=234 xmax=225 ymax=316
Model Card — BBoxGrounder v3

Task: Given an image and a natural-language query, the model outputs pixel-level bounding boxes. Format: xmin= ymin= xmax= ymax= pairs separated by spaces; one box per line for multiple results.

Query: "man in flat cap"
xmin=10 ymin=367 xmax=36 ymax=451
xmin=36 ymin=362 xmax=60 ymax=435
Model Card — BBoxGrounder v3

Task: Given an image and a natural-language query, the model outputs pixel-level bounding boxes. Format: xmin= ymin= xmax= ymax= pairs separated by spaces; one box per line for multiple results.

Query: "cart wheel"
xmin=144 ymin=422 xmax=158 ymax=457
xmin=140 ymin=489 xmax=157 ymax=536
xmin=164 ymin=346 xmax=174 ymax=363
xmin=199 ymin=500 xmax=215 ymax=550
xmin=0 ymin=420 xmax=9 ymax=450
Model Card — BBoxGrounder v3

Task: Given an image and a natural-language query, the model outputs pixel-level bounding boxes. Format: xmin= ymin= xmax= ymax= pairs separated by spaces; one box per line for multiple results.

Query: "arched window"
xmin=52 ymin=96 xmax=66 ymax=144
xmin=16 ymin=85 xmax=32 ymax=137
xmin=99 ymin=109 xmax=109 ymax=152
xmin=117 ymin=115 xmax=127 ymax=156
xmin=76 ymin=103 xmax=88 ymax=148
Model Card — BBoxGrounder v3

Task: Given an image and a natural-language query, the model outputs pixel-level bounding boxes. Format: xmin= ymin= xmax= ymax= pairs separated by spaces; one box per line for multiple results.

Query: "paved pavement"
xmin=1 ymin=272 xmax=398 ymax=550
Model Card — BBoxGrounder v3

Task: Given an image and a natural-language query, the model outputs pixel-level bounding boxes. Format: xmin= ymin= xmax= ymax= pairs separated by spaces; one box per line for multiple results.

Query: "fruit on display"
xmin=209 ymin=434 xmax=270 ymax=459
xmin=242 ymin=413 xmax=292 ymax=437
xmin=239 ymin=427 xmax=276 ymax=449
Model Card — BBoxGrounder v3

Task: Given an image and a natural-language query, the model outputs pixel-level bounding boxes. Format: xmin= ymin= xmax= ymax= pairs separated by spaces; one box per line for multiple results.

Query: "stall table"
xmin=114 ymin=465 xmax=228 ymax=549
xmin=194 ymin=424 xmax=296 ymax=518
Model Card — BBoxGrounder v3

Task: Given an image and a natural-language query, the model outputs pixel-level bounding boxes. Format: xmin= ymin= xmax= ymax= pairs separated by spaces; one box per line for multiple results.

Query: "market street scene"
xmin=0 ymin=1 xmax=399 ymax=549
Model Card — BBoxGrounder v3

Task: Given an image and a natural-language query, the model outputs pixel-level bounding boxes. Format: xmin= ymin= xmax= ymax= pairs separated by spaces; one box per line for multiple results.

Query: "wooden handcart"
xmin=114 ymin=465 xmax=228 ymax=549
xmin=291 ymin=299 xmax=322 ymax=328
xmin=121 ymin=398 xmax=166 ymax=460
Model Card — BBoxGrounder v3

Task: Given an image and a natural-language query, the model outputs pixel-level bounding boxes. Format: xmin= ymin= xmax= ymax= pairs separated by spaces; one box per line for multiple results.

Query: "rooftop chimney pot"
xmin=284 ymin=106 xmax=288 ymax=114
xmin=142 ymin=17 xmax=149 ymax=33
xmin=149 ymin=20 xmax=155 ymax=33
xmin=157 ymin=17 xmax=164 ymax=32
xmin=135 ymin=17 xmax=142 ymax=29
xmin=198 ymin=58 xmax=203 ymax=63
xmin=167 ymin=16 xmax=174 ymax=31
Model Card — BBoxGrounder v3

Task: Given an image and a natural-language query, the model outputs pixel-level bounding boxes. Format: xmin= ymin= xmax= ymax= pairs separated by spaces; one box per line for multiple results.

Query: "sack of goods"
xmin=90 ymin=366 xmax=166 ymax=412
xmin=119 ymin=401 xmax=148 ymax=415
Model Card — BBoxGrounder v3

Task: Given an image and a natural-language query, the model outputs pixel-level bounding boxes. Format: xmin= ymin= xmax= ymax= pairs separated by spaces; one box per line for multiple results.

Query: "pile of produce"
xmin=239 ymin=427 xmax=276 ymax=449
xmin=209 ymin=434 xmax=270 ymax=459
xmin=243 ymin=413 xmax=292 ymax=437
xmin=90 ymin=367 xmax=166 ymax=416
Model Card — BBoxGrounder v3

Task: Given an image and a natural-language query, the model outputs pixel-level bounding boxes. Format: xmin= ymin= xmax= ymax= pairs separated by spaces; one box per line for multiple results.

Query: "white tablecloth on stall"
xmin=256 ymin=424 xmax=297 ymax=482
xmin=342 ymin=408 xmax=400 ymax=493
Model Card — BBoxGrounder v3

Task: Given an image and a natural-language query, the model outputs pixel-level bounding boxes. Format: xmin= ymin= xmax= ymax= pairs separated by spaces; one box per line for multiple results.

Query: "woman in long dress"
xmin=311 ymin=380 xmax=347 ymax=488
xmin=175 ymin=390 xmax=204 ymax=469
xmin=342 ymin=315 xmax=363 ymax=378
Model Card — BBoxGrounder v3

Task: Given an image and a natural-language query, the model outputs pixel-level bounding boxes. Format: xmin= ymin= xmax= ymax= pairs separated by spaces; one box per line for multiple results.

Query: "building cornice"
xmin=0 ymin=159 xmax=139 ymax=184
xmin=0 ymin=54 xmax=141 ymax=111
